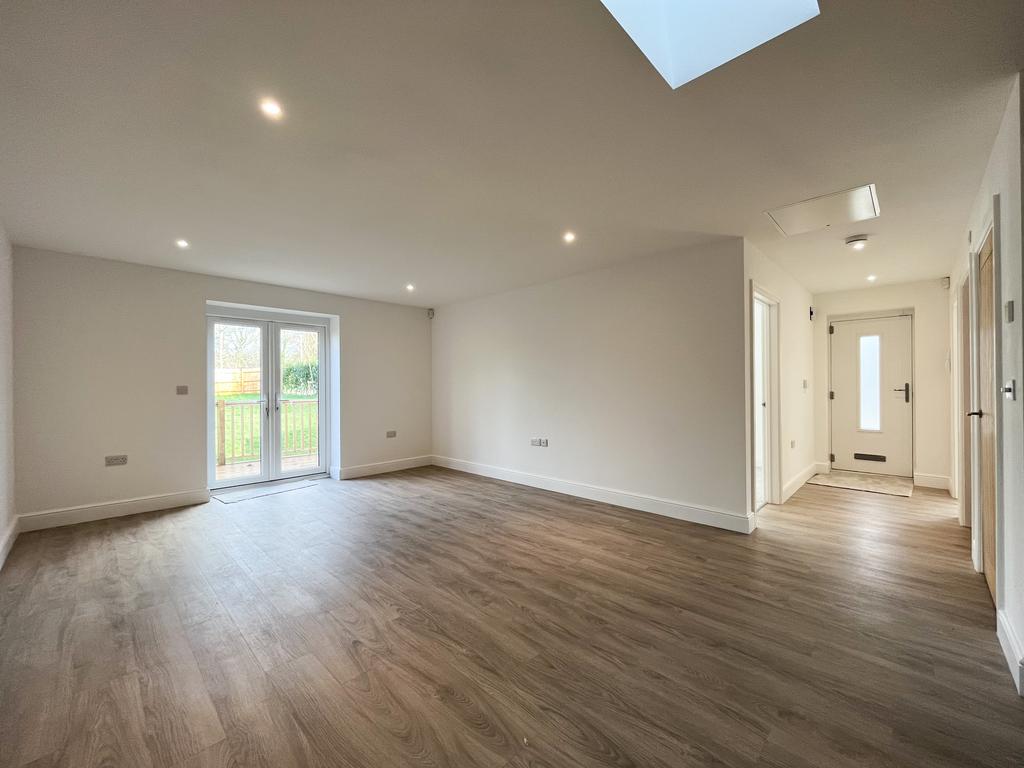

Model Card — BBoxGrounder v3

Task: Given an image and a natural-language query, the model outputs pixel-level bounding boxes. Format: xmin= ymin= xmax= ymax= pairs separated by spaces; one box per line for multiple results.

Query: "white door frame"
xmin=827 ymin=309 xmax=915 ymax=477
xmin=952 ymin=272 xmax=969 ymax=524
xmin=750 ymin=284 xmax=782 ymax=510
xmin=207 ymin=308 xmax=331 ymax=489
xmin=967 ymin=209 xmax=1003 ymax=595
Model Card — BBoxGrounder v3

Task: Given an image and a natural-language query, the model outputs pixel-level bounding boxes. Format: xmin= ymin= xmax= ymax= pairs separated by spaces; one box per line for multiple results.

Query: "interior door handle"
xmin=967 ymin=410 xmax=983 ymax=418
xmin=893 ymin=383 xmax=910 ymax=403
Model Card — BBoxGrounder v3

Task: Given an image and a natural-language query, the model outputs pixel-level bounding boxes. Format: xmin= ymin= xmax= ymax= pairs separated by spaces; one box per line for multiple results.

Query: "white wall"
xmin=432 ymin=239 xmax=755 ymax=532
xmin=744 ymin=242 xmax=816 ymax=501
xmin=13 ymin=248 xmax=432 ymax=523
xmin=0 ymin=223 xmax=14 ymax=567
xmin=812 ymin=280 xmax=952 ymax=490
xmin=949 ymin=74 xmax=1023 ymax=693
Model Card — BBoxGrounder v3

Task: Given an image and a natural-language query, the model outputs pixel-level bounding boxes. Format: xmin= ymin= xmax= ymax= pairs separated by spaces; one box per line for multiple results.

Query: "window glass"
xmin=859 ymin=335 xmax=881 ymax=431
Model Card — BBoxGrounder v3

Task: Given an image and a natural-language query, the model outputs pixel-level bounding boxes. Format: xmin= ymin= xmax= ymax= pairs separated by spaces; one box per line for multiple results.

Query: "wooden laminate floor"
xmin=1 ymin=467 xmax=1022 ymax=768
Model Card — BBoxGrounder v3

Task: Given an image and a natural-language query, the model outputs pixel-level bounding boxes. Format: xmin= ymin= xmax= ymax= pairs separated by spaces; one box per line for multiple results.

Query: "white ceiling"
xmin=1 ymin=1 xmax=1021 ymax=305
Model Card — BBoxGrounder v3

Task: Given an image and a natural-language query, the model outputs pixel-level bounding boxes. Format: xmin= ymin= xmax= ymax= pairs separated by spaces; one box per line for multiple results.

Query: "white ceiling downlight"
xmin=563 ymin=231 xmax=577 ymax=244
xmin=867 ymin=274 xmax=877 ymax=282
xmin=766 ymin=184 xmax=881 ymax=237
xmin=599 ymin=0 xmax=820 ymax=89
xmin=175 ymin=239 xmax=190 ymax=249
xmin=845 ymin=235 xmax=869 ymax=251
xmin=405 ymin=283 xmax=416 ymax=292
xmin=259 ymin=97 xmax=284 ymax=121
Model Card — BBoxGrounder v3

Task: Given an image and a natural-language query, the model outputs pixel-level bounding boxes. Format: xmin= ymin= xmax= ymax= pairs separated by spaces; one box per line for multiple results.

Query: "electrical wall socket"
xmin=105 ymin=455 xmax=128 ymax=466
xmin=540 ymin=438 xmax=548 ymax=447
xmin=531 ymin=438 xmax=549 ymax=447
xmin=386 ymin=430 xmax=397 ymax=438
xmin=790 ymin=440 xmax=796 ymax=448
xmin=176 ymin=385 xmax=189 ymax=395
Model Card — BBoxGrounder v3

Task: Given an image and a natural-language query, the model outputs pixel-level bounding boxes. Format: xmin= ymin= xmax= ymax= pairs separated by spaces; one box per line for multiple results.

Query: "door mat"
xmin=806 ymin=470 xmax=913 ymax=497
xmin=213 ymin=477 xmax=323 ymax=504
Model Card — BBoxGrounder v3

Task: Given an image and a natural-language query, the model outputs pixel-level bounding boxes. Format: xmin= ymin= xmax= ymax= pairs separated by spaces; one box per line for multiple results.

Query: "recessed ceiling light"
xmin=867 ymin=275 xmax=877 ymax=282
xmin=405 ymin=283 xmax=416 ymax=292
xmin=563 ymin=231 xmax=577 ymax=244
xmin=845 ymin=235 xmax=869 ymax=251
xmin=259 ymin=97 xmax=284 ymax=121
xmin=175 ymin=239 xmax=190 ymax=249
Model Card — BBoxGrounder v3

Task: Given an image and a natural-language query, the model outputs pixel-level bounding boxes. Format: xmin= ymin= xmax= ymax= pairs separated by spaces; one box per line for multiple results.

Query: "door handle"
xmin=967 ymin=410 xmax=983 ymax=418
xmin=893 ymin=383 xmax=910 ymax=403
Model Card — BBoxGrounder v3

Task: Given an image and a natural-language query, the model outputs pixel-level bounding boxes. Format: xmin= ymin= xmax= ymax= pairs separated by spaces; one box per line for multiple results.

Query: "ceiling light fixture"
xmin=563 ymin=231 xmax=577 ymax=244
xmin=845 ymin=235 xmax=869 ymax=251
xmin=406 ymin=283 xmax=416 ymax=292
xmin=867 ymin=275 xmax=877 ymax=282
xmin=175 ymin=239 xmax=190 ymax=249
xmin=259 ymin=97 xmax=284 ymax=121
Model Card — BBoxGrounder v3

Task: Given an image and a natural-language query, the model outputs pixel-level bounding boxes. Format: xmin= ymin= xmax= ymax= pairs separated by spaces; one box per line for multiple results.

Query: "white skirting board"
xmin=0 ymin=517 xmax=17 ymax=572
xmin=17 ymin=489 xmax=211 ymax=533
xmin=432 ymin=456 xmax=756 ymax=534
xmin=782 ymin=463 xmax=821 ymax=502
xmin=339 ymin=456 xmax=434 ymax=480
xmin=998 ymin=610 xmax=1024 ymax=696
xmin=913 ymin=472 xmax=951 ymax=491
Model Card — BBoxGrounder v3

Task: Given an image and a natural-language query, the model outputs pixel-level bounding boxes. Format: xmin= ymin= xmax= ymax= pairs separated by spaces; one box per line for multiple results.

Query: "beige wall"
xmin=432 ymin=238 xmax=754 ymax=531
xmin=949 ymin=74 xmax=1023 ymax=693
xmin=744 ymin=242 xmax=816 ymax=501
xmin=812 ymin=280 xmax=952 ymax=489
xmin=13 ymin=248 xmax=432 ymax=519
xmin=0 ymin=223 xmax=13 ymax=563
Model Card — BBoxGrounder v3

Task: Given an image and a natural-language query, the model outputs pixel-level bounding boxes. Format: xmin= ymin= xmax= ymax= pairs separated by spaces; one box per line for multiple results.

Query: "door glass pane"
xmin=859 ymin=335 xmax=881 ymax=431
xmin=278 ymin=327 xmax=321 ymax=474
xmin=213 ymin=323 xmax=263 ymax=482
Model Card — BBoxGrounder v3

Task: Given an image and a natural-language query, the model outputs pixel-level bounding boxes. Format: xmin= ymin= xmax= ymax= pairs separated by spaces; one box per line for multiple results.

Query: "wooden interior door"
xmin=979 ymin=233 xmax=996 ymax=603
xmin=959 ymin=278 xmax=972 ymax=528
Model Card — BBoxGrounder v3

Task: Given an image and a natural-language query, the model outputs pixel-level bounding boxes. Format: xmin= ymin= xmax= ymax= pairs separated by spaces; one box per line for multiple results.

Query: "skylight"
xmin=599 ymin=0 xmax=820 ymax=89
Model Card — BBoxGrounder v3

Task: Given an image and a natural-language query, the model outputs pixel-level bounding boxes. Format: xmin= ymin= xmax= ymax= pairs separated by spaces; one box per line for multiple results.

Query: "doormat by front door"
xmin=807 ymin=470 xmax=913 ymax=497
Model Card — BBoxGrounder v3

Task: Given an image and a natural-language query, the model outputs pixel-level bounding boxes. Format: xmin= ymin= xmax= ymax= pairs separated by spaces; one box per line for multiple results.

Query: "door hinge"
xmin=829 ymin=325 xmax=835 ymax=335
xmin=829 ymin=390 xmax=835 ymax=400
xmin=830 ymin=453 xmax=835 ymax=463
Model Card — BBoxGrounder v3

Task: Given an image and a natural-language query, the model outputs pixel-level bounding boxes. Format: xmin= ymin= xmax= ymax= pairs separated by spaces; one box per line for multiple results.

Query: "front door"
xmin=830 ymin=315 xmax=913 ymax=477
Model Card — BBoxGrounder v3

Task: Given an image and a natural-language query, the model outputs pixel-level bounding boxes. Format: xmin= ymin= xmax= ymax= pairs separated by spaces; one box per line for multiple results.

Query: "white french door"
xmin=208 ymin=316 xmax=327 ymax=489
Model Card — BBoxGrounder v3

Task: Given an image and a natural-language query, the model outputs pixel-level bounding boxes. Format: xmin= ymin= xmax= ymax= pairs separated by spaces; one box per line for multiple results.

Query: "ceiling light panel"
xmin=766 ymin=184 xmax=880 ymax=237
xmin=599 ymin=0 xmax=820 ymax=89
